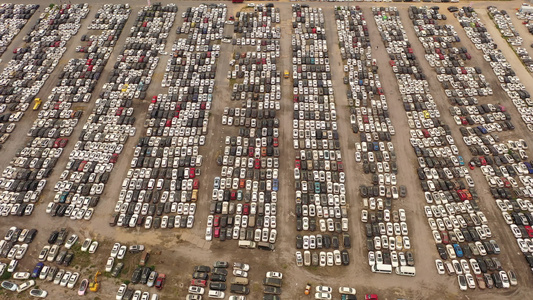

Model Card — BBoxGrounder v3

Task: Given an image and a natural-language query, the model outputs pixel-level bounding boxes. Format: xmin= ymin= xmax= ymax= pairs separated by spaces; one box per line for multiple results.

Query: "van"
xmin=257 ymin=242 xmax=275 ymax=251
xmin=238 ymin=240 xmax=256 ymax=249
xmin=445 ymin=261 xmax=455 ymax=275
xmin=395 ymin=266 xmax=416 ymax=276
xmin=263 ymin=278 xmax=282 ymax=287
xmin=230 ymin=277 xmax=249 ymax=285
xmin=371 ymin=263 xmax=392 ymax=274
xmin=139 ymin=251 xmax=150 ymax=266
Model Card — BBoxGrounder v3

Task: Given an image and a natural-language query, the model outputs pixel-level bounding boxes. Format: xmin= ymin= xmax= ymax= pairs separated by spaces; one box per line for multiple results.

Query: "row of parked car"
xmin=46 ymin=4 xmax=176 ymax=226
xmin=335 ymin=6 xmax=415 ymax=274
xmin=374 ymin=6 xmax=509 ymax=288
xmin=407 ymin=5 xmax=523 ymax=289
xmin=291 ymin=4 xmax=351 ymax=267
xmin=457 ymin=7 xmax=533 ymax=132
xmin=487 ymin=6 xmax=533 ymax=73
xmin=208 ymin=4 xmax=279 ymax=246
xmin=0 ymin=3 xmax=38 ymax=55
xmin=0 ymin=4 xmax=90 ymax=217
xmin=187 ymin=262 xmax=251 ymax=299
xmin=21 ymin=4 xmax=126 ymax=222
xmin=0 ymin=4 xmax=88 ymax=146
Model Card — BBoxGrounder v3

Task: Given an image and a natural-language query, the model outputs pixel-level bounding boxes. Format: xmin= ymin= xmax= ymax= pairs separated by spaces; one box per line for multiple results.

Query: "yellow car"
xmin=423 ymin=110 xmax=430 ymax=119
xmin=284 ymin=70 xmax=290 ymax=78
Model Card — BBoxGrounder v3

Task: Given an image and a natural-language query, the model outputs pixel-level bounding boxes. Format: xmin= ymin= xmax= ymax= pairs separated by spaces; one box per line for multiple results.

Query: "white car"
xmin=89 ymin=241 xmax=99 ymax=254
xmin=315 ymin=286 xmax=332 ymax=293
xmin=117 ymin=246 xmax=127 ymax=260
xmin=67 ymin=272 xmax=79 ymax=289
xmin=315 ymin=292 xmax=332 ymax=300
xmin=266 ymin=272 xmax=282 ymax=279
xmin=81 ymin=238 xmax=92 ymax=252
xmin=338 ymin=286 xmax=356 ymax=295
xmin=116 ymin=284 xmax=127 ymax=300
xmin=65 ymin=234 xmax=78 ymax=249
xmin=232 ymin=269 xmax=248 ymax=277
xmin=435 ymin=259 xmax=445 ymax=275
xmin=105 ymin=257 xmax=114 ymax=272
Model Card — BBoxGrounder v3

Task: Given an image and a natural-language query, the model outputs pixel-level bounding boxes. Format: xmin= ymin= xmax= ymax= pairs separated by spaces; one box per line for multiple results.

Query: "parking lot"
xmin=1 ymin=1 xmax=533 ymax=300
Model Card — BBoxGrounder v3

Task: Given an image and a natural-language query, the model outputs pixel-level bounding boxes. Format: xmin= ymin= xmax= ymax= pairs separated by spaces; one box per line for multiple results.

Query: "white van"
xmin=395 ymin=266 xmax=416 ymax=277
xmin=372 ymin=263 xmax=392 ymax=274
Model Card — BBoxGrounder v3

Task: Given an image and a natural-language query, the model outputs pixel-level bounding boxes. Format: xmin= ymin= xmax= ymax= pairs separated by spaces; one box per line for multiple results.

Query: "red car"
xmin=525 ymin=226 xmax=533 ymax=238
xmin=214 ymin=227 xmax=220 ymax=238
xmin=295 ymin=159 xmax=301 ymax=169
xmin=254 ymin=159 xmax=260 ymax=169
xmin=155 ymin=274 xmax=166 ymax=289
xmin=248 ymin=147 xmax=254 ymax=157
xmin=189 ymin=168 xmax=195 ymax=179
xmin=365 ymin=295 xmax=378 ymax=300
xmin=191 ymin=279 xmax=206 ymax=287
xmin=109 ymin=153 xmax=119 ymax=163
xmin=214 ymin=215 xmax=220 ymax=227
xmin=243 ymin=204 xmax=250 ymax=215
xmin=193 ymin=179 xmax=199 ymax=190
xmin=441 ymin=231 xmax=449 ymax=244
xmin=273 ymin=138 xmax=278 ymax=147
xmin=59 ymin=138 xmax=68 ymax=148
xmin=53 ymin=138 xmax=62 ymax=148
xmin=338 ymin=162 xmax=344 ymax=172
xmin=151 ymin=96 xmax=158 ymax=103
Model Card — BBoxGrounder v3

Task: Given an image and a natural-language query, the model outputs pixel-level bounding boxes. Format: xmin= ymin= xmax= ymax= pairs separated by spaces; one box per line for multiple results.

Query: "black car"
xmin=111 ymin=262 xmax=124 ymax=277
xmin=140 ymin=267 xmax=152 ymax=284
xmin=209 ymin=282 xmax=226 ymax=291
xmin=264 ymin=286 xmax=282 ymax=295
xmin=211 ymin=274 xmax=226 ymax=282
xmin=194 ymin=265 xmax=211 ymax=273
xmin=63 ymin=252 xmax=74 ymax=266
xmin=24 ymin=229 xmax=38 ymax=244
xmin=213 ymin=261 xmax=228 ymax=268
xmin=131 ymin=267 xmax=142 ymax=284
xmin=341 ymin=249 xmax=350 ymax=265
xmin=192 ymin=272 xmax=208 ymax=280
xmin=48 ymin=231 xmax=59 ymax=244
xmin=213 ymin=268 xmax=227 ymax=276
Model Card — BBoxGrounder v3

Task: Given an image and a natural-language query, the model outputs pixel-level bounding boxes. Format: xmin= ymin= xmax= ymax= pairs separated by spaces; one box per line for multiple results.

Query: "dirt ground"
xmin=1 ymin=1 xmax=533 ymax=300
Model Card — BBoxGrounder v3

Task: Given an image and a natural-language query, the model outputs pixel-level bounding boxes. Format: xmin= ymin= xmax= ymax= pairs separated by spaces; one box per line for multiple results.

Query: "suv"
xmin=128 ymin=245 xmax=145 ymax=254
xmin=230 ymin=284 xmax=250 ymax=295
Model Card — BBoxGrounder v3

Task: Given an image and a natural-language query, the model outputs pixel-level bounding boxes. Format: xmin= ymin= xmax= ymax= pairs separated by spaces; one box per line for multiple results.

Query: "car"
xmin=31 ymin=262 xmax=44 ymax=278
xmin=188 ymin=286 xmax=205 ymax=295
xmin=458 ymin=274 xmax=467 ymax=291
xmin=111 ymin=263 xmax=124 ymax=278
xmin=29 ymin=288 xmax=48 ymax=298
xmin=67 ymin=272 xmax=79 ymax=289
xmin=88 ymin=241 xmax=99 ymax=253
xmin=266 ymin=272 xmax=282 ymax=279
xmin=65 ymin=234 xmax=78 ymax=249
xmin=1 ymin=281 xmax=17 ymax=291
xmin=106 ymin=257 xmax=115 ymax=272
xmin=233 ymin=262 xmax=249 ymax=271
xmin=435 ymin=259 xmax=445 ymax=275
xmin=315 ymin=292 xmax=332 ymax=300
xmin=316 ymin=286 xmax=332 ymax=293
xmin=116 ymin=284 xmax=127 ymax=300
xmin=81 ymin=238 xmax=92 ymax=252
xmin=339 ymin=287 xmax=356 ymax=295
xmin=16 ymin=280 xmax=34 ymax=293
xmin=155 ymin=274 xmax=166 ymax=289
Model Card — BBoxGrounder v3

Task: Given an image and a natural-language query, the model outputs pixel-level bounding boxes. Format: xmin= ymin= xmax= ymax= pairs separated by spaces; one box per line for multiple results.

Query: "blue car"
xmin=272 ymin=179 xmax=279 ymax=191
xmin=457 ymin=156 xmax=464 ymax=166
xmin=453 ymin=244 xmax=463 ymax=258
xmin=31 ymin=262 xmax=44 ymax=278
